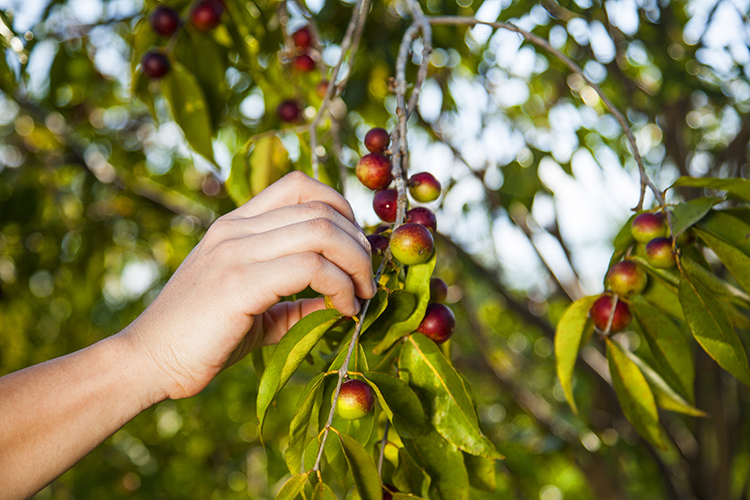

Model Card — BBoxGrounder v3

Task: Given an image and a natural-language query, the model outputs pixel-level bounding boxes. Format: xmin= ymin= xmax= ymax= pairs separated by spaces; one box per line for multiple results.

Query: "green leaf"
xmin=227 ymin=151 xmax=252 ymax=207
xmin=338 ymin=432 xmax=383 ymax=500
xmin=668 ymin=197 xmax=723 ymax=236
xmin=696 ymin=228 xmax=750 ymax=294
xmin=249 ymin=135 xmax=293 ymax=197
xmin=609 ymin=213 xmax=637 ymax=266
xmin=0 ymin=49 xmax=15 ymax=95
xmin=132 ymin=71 xmax=156 ymax=118
xmin=697 ymin=210 xmax=750 ymax=256
xmin=631 ymin=301 xmax=694 ymax=402
xmin=404 ymin=427 xmax=470 ymax=500
xmin=275 ymin=472 xmax=310 ymax=500
xmin=393 ymin=447 xmax=431 ymax=498
xmin=257 ymin=309 xmax=342 ymax=428
xmin=364 ymin=371 xmax=426 ymax=438
xmin=680 ymin=257 xmax=750 ymax=307
xmin=286 ymin=372 xmax=327 ymax=474
xmin=312 ymin=482 xmax=338 ymax=500
xmin=553 ymin=295 xmax=598 ymax=414
xmin=372 ymin=253 xmax=436 ymax=354
xmin=605 ymin=338 xmax=665 ymax=449
xmin=400 ymin=334 xmax=502 ymax=459
xmin=464 ymin=453 xmax=496 ymax=492
xmin=671 ymin=176 xmax=750 ymax=201
xmin=364 ymin=290 xmax=416 ymax=346
xmin=160 ymin=61 xmax=215 ymax=162
xmin=679 ymin=270 xmax=750 ymax=387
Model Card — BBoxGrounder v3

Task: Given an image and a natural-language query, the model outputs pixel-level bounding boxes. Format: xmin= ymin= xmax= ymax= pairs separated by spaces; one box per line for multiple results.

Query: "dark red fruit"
xmin=150 ymin=6 xmax=180 ymax=36
xmin=293 ymin=53 xmax=315 ymax=73
xmin=335 ymin=379 xmax=375 ymax=420
xmin=605 ymin=260 xmax=647 ymax=298
xmin=631 ymin=212 xmax=666 ymax=243
xmin=405 ymin=207 xmax=437 ymax=233
xmin=373 ymin=189 xmax=398 ymax=223
xmin=408 ymin=172 xmax=441 ymax=203
xmin=191 ymin=1 xmax=222 ymax=31
xmin=429 ymin=277 xmax=448 ymax=303
xmin=417 ymin=303 xmax=456 ymax=344
xmin=141 ymin=51 xmax=170 ymax=79
xmin=390 ymin=223 xmax=434 ymax=265
xmin=356 ymin=153 xmax=392 ymax=190
xmin=589 ymin=294 xmax=632 ymax=332
xmin=292 ymin=26 xmax=313 ymax=48
xmin=276 ymin=100 xmax=302 ymax=123
xmin=645 ymin=237 xmax=675 ymax=268
xmin=364 ymin=127 xmax=390 ymax=154
xmin=367 ymin=234 xmax=389 ymax=255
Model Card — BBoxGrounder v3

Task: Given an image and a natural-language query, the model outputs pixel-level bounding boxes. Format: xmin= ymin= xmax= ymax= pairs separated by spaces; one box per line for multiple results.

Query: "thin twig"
xmin=377 ymin=420 xmax=390 ymax=475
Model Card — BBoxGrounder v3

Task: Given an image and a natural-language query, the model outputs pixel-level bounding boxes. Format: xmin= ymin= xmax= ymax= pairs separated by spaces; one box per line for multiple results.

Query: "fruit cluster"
xmin=589 ymin=212 xmax=675 ymax=333
xmin=141 ymin=1 xmax=226 ymax=79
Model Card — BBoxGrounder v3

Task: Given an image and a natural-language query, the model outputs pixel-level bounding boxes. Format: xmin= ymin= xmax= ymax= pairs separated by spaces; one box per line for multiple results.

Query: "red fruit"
xmin=364 ymin=127 xmax=390 ymax=154
xmin=408 ymin=172 xmax=441 ymax=203
xmin=316 ymin=80 xmax=330 ymax=98
xmin=276 ymin=100 xmax=302 ymax=123
xmin=293 ymin=53 xmax=315 ymax=72
xmin=373 ymin=189 xmax=398 ymax=223
xmin=356 ymin=153 xmax=392 ymax=190
xmin=141 ymin=51 xmax=170 ymax=79
xmin=367 ymin=234 xmax=389 ymax=255
xmin=292 ymin=26 xmax=313 ymax=48
xmin=605 ymin=260 xmax=647 ymax=298
xmin=429 ymin=277 xmax=448 ymax=303
xmin=335 ymin=379 xmax=375 ymax=420
xmin=191 ymin=1 xmax=222 ymax=31
xmin=150 ymin=6 xmax=180 ymax=36
xmin=390 ymin=223 xmax=434 ymax=265
xmin=631 ymin=212 xmax=666 ymax=243
xmin=589 ymin=294 xmax=632 ymax=332
xmin=417 ymin=303 xmax=456 ymax=344
xmin=645 ymin=237 xmax=675 ymax=268
xmin=405 ymin=207 xmax=437 ymax=233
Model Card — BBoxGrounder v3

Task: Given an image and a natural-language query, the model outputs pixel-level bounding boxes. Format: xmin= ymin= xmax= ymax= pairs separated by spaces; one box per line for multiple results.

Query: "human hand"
xmin=122 ymin=172 xmax=376 ymax=400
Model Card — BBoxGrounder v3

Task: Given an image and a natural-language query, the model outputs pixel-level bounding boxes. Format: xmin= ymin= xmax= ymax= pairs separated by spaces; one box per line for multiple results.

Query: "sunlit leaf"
xmin=464 ymin=453 xmax=496 ymax=492
xmin=672 ymin=176 xmax=750 ymax=201
xmin=669 ymin=196 xmax=723 ymax=236
xmin=697 ymin=210 xmax=750 ymax=255
xmin=286 ymin=372 xmax=326 ymax=474
xmin=338 ymin=432 xmax=383 ymax=500
xmin=696 ymin=228 xmax=750 ymax=294
xmin=275 ymin=472 xmax=310 ymax=500
xmin=393 ymin=447 xmax=431 ymax=498
xmin=404 ymin=427 xmax=469 ymax=500
xmin=364 ymin=371 xmax=426 ymax=438
xmin=312 ymin=482 xmax=338 ymax=500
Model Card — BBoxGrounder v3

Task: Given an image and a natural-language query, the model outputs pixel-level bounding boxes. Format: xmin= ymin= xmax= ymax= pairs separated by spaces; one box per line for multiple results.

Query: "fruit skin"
xmin=390 ymin=223 xmax=434 ymax=265
xmin=417 ymin=303 xmax=456 ymax=344
xmin=364 ymin=127 xmax=390 ymax=154
xmin=373 ymin=189 xmax=398 ymax=223
xmin=293 ymin=53 xmax=315 ymax=72
xmin=191 ymin=1 xmax=222 ymax=31
xmin=408 ymin=172 xmax=441 ymax=203
xmin=605 ymin=260 xmax=647 ymax=297
xmin=276 ymin=100 xmax=302 ymax=123
xmin=356 ymin=153 xmax=392 ymax=190
xmin=316 ymin=80 xmax=330 ymax=98
xmin=335 ymin=379 xmax=375 ymax=420
xmin=405 ymin=207 xmax=437 ymax=233
xmin=645 ymin=237 xmax=676 ymax=268
xmin=367 ymin=234 xmax=389 ymax=255
xmin=292 ymin=26 xmax=313 ymax=48
xmin=141 ymin=51 xmax=170 ymax=79
xmin=631 ymin=213 xmax=666 ymax=243
xmin=589 ymin=294 xmax=632 ymax=332
xmin=150 ymin=6 xmax=180 ymax=36
xmin=429 ymin=277 xmax=448 ymax=303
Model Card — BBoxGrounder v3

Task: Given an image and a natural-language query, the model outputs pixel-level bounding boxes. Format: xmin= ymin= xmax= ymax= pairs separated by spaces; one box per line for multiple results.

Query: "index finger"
xmin=228 ymin=171 xmax=357 ymax=223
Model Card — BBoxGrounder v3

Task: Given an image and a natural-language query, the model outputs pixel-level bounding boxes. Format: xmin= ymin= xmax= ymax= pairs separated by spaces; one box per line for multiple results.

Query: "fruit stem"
xmin=377 ymin=420 xmax=390 ymax=475
xmin=601 ymin=294 xmax=620 ymax=337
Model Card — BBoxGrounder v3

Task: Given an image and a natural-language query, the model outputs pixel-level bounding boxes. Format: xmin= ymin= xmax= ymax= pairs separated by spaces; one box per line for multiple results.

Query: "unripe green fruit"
xmin=335 ymin=379 xmax=375 ymax=420
xmin=589 ymin=294 xmax=631 ymax=332
xmin=605 ymin=260 xmax=647 ymax=297
xmin=645 ymin=237 xmax=676 ymax=268
xmin=408 ymin=172 xmax=441 ymax=203
xmin=389 ymin=223 xmax=434 ymax=265
xmin=631 ymin=212 xmax=666 ymax=243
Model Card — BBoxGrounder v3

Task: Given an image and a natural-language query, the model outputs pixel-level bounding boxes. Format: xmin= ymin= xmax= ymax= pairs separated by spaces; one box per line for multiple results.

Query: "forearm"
xmin=0 ymin=331 xmax=166 ymax=500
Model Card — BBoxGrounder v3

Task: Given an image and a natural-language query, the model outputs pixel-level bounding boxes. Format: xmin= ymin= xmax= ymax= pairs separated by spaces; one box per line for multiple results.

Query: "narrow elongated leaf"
xmin=609 ymin=213 xmax=638 ymax=266
xmin=373 ymin=253 xmax=436 ymax=354
xmin=672 ymin=176 xmax=750 ymax=201
xmin=641 ymin=272 xmax=684 ymax=320
xmin=696 ymin=228 xmax=750 ymax=294
xmin=464 ymin=453 xmax=496 ymax=492
xmin=400 ymin=334 xmax=502 ymax=459
xmin=286 ymin=373 xmax=327 ymax=474
xmin=669 ymin=197 xmax=723 ymax=236
xmin=606 ymin=339 xmax=665 ymax=449
xmin=404 ymin=427 xmax=469 ymax=500
xmin=160 ymin=61 xmax=215 ymax=162
xmin=364 ymin=371 xmax=426 ymax=438
xmin=257 ymin=309 xmax=342 ymax=427
xmin=364 ymin=290 xmax=416 ymax=345
xmin=338 ymin=433 xmax=383 ymax=500
xmin=275 ymin=473 xmax=309 ymax=500
xmin=312 ymin=482 xmax=338 ymax=500
xmin=680 ymin=257 xmax=750 ymax=306
xmin=698 ymin=210 xmax=750 ymax=255
xmin=554 ymin=295 xmax=598 ymax=414
xmin=393 ymin=447 xmax=431 ymax=498
xmin=679 ymin=271 xmax=750 ymax=387
xmin=249 ymin=135 xmax=293 ymax=197
xmin=631 ymin=301 xmax=694 ymax=402
xmin=393 ymin=495 xmax=427 ymax=500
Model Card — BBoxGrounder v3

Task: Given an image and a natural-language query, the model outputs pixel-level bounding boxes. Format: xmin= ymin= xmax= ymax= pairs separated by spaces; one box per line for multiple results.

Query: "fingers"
xmin=259 ymin=298 xmax=326 ymax=346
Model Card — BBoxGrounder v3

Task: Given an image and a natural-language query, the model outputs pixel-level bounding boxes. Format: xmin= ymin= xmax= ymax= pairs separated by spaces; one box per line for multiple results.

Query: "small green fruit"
xmin=408 ymin=172 xmax=441 ymax=203
xmin=335 ymin=379 xmax=375 ymax=420
xmin=645 ymin=237 xmax=676 ymax=268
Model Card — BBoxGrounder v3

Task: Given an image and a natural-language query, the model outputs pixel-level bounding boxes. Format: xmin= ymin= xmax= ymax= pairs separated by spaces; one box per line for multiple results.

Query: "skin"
xmin=0 ymin=172 xmax=376 ymax=499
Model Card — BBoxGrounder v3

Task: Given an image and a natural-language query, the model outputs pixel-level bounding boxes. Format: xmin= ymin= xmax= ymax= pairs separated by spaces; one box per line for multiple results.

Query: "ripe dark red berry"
xmin=373 ymin=189 xmax=398 ymax=223
xmin=605 ymin=260 xmax=647 ymax=298
xmin=141 ymin=51 xmax=170 ymax=79
xmin=356 ymin=153 xmax=392 ymax=190
xmin=408 ymin=172 xmax=441 ymax=203
xmin=191 ymin=1 xmax=222 ymax=31
xmin=364 ymin=127 xmax=390 ymax=153
xmin=429 ymin=277 xmax=448 ymax=303
xmin=631 ymin=212 xmax=666 ymax=243
xmin=390 ymin=223 xmax=434 ymax=265
xmin=589 ymin=294 xmax=632 ymax=332
xmin=276 ymin=100 xmax=302 ymax=123
xmin=150 ymin=6 xmax=180 ymax=36
xmin=405 ymin=207 xmax=437 ymax=233
xmin=292 ymin=26 xmax=313 ymax=49
xmin=335 ymin=379 xmax=375 ymax=420
xmin=417 ymin=303 xmax=456 ymax=344
xmin=293 ymin=53 xmax=315 ymax=72
xmin=367 ymin=234 xmax=389 ymax=255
